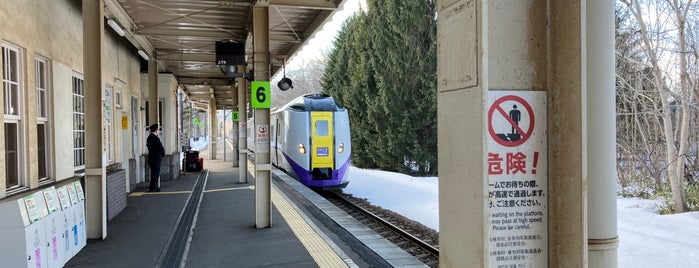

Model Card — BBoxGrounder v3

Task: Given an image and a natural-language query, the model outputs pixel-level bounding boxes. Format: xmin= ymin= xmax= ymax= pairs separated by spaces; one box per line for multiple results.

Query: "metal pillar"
xmin=253 ymin=3 xmax=271 ymax=228
xmin=237 ymin=65 xmax=248 ymax=183
xmin=209 ymin=97 xmax=217 ymax=160
xmin=82 ymin=0 xmax=107 ymax=240
xmin=223 ymin=107 xmax=227 ymax=161
xmin=587 ymin=0 xmax=619 ymax=266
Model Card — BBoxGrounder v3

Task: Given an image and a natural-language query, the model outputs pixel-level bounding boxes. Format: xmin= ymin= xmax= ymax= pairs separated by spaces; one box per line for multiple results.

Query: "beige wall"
xmin=438 ymin=0 xmax=588 ymax=267
xmin=0 ymin=0 xmax=143 ymax=200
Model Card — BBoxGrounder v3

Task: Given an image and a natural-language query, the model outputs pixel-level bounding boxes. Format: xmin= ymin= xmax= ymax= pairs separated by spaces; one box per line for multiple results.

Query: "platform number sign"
xmin=251 ymin=81 xmax=271 ymax=108
xmin=232 ymin=111 xmax=239 ymax=122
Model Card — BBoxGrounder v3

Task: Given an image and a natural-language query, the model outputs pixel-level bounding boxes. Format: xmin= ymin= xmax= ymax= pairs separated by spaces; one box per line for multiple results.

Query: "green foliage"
xmin=655 ymin=182 xmax=699 ymax=214
xmin=322 ymin=0 xmax=438 ymax=175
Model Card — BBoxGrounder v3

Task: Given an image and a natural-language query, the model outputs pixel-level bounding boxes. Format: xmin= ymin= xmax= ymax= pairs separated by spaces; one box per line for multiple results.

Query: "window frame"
xmin=104 ymin=85 xmax=114 ymax=164
xmin=3 ymin=41 xmax=27 ymax=192
xmin=115 ymin=90 xmax=122 ymax=109
xmin=72 ymin=73 xmax=85 ymax=171
xmin=35 ymin=55 xmax=52 ymax=182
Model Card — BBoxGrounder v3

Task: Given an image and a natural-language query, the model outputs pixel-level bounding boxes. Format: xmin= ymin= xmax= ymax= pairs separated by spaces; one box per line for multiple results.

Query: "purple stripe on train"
xmin=283 ymin=153 xmax=350 ymax=188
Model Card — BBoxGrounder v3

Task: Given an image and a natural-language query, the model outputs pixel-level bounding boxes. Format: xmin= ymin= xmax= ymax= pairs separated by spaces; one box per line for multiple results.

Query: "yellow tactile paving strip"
xmin=271 ymin=186 xmax=349 ymax=268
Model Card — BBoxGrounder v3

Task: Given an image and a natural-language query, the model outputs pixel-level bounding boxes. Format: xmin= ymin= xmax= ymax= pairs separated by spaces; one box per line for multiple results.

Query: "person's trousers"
xmin=148 ymin=159 xmax=161 ymax=191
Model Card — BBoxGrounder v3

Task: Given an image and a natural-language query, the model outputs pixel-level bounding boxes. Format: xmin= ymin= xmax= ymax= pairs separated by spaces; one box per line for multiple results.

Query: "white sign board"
xmin=255 ymin=124 xmax=269 ymax=153
xmin=487 ymin=91 xmax=547 ymax=267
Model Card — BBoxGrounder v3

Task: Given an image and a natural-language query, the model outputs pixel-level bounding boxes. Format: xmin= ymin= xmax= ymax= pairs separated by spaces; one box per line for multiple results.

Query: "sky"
xmin=275 ymin=0 xmax=366 ymax=74
xmin=342 ymin=167 xmax=699 ymax=267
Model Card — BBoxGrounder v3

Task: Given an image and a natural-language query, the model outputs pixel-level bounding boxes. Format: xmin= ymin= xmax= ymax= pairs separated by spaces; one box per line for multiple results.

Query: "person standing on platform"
xmin=147 ymin=124 xmax=165 ymax=192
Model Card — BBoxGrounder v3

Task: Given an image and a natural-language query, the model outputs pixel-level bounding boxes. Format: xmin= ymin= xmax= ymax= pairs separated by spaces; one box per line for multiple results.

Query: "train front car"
xmin=273 ymin=94 xmax=351 ymax=189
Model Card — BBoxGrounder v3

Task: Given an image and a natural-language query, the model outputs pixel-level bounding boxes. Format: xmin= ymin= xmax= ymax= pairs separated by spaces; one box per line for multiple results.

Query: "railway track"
xmin=321 ymin=190 xmax=440 ymax=267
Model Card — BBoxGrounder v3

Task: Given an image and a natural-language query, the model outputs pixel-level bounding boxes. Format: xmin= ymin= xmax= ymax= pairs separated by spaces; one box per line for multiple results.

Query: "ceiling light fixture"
xmin=138 ymin=49 xmax=150 ymax=61
xmin=107 ymin=19 xmax=125 ymax=37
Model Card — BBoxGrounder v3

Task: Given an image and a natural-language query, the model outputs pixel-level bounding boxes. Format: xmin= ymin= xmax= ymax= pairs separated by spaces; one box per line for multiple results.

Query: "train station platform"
xmin=66 ymin=138 xmax=427 ymax=268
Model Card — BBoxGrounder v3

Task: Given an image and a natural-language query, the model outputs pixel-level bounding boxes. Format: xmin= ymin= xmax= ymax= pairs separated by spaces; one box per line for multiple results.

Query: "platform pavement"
xmin=65 ymin=137 xmax=423 ymax=267
xmin=65 ymin=138 xmax=330 ymax=267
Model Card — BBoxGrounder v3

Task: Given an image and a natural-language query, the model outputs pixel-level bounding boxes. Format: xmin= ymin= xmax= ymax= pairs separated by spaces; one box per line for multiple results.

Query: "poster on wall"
xmin=487 ymin=90 xmax=548 ymax=267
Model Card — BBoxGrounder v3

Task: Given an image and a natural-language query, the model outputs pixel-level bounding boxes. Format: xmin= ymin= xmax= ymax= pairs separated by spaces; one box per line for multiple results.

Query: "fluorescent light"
xmin=107 ymin=19 xmax=125 ymax=37
xmin=138 ymin=49 xmax=150 ymax=61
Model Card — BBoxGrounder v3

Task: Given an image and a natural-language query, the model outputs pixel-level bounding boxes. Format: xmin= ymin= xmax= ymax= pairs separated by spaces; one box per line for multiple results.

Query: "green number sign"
xmin=251 ymin=81 xmax=271 ymax=108
xmin=232 ymin=111 xmax=239 ymax=122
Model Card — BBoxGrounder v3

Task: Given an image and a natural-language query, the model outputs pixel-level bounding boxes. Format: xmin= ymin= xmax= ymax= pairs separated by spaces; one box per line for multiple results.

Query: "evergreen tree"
xmin=323 ymin=0 xmax=438 ymax=175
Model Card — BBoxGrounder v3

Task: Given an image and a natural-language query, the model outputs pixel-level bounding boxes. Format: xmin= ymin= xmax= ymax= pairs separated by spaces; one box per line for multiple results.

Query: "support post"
xmin=83 ymin=0 xmax=107 ymax=240
xmin=253 ymin=3 xmax=271 ymax=228
xmin=147 ymin=60 xmax=159 ymax=189
xmin=223 ymin=107 xmax=227 ymax=161
xmin=587 ymin=0 xmax=619 ymax=266
xmin=209 ymin=97 xmax=217 ymax=160
xmin=237 ymin=65 xmax=248 ymax=183
xmin=148 ymin=60 xmax=158 ymax=127
xmin=437 ymin=0 xmax=594 ymax=266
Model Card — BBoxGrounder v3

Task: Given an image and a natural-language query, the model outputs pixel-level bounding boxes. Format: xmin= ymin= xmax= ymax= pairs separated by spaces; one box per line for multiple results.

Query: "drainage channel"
xmin=156 ymin=170 xmax=209 ymax=268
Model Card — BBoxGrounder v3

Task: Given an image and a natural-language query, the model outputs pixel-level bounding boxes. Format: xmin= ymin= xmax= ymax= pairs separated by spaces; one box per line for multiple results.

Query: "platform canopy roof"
xmin=105 ymin=0 xmax=343 ymax=109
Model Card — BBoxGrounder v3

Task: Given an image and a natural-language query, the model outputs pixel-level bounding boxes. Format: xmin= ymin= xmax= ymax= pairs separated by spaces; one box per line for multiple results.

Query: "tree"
xmin=618 ymin=0 xmax=699 ymax=212
xmin=322 ymin=0 xmax=438 ymax=175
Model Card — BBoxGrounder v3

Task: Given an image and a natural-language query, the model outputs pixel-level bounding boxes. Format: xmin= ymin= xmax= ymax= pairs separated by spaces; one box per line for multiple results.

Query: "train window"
xmin=316 ymin=120 xmax=329 ymax=136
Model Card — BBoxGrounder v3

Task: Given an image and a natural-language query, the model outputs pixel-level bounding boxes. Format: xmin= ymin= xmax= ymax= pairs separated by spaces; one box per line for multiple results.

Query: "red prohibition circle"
xmin=487 ymin=95 xmax=535 ymax=147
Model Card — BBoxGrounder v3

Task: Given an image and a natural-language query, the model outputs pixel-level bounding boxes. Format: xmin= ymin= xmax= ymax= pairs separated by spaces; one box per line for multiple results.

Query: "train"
xmin=248 ymin=94 xmax=351 ymax=189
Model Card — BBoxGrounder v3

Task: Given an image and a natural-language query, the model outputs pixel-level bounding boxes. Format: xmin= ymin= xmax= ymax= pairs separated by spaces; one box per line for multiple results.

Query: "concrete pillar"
xmin=209 ymin=96 xmax=217 ymax=160
xmin=437 ymin=0 xmax=592 ymax=267
xmin=436 ymin=0 xmax=487 ymax=266
xmin=548 ymin=1 xmax=587 ymax=266
xmin=587 ymin=0 xmax=619 ymax=267
xmin=82 ymin=0 xmax=107 ymax=240
xmin=148 ymin=60 xmax=158 ymax=126
xmin=253 ymin=3 xmax=271 ymax=228
xmin=237 ymin=65 xmax=248 ymax=183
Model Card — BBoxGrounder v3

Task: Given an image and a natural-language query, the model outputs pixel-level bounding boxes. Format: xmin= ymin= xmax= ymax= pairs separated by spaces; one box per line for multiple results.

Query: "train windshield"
xmin=315 ymin=120 xmax=329 ymax=136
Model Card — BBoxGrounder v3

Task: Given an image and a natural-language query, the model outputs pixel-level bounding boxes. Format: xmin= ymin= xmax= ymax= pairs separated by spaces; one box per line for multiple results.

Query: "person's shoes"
xmin=156 ymin=188 xmax=161 ymax=192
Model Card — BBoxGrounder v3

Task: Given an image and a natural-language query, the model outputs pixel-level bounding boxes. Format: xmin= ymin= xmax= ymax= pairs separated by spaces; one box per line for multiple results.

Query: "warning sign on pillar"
xmin=255 ymin=124 xmax=269 ymax=153
xmin=487 ymin=91 xmax=547 ymax=267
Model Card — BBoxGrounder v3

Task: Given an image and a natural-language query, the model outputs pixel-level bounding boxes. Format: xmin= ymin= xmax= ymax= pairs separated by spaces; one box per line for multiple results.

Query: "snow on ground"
xmin=617 ymin=198 xmax=699 ymax=267
xmin=343 ymin=166 xmax=439 ymax=230
xmin=342 ymin=166 xmax=699 ymax=267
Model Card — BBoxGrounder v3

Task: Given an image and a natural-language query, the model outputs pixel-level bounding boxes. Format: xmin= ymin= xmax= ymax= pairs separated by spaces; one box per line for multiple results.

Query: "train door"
xmin=310 ymin=112 xmax=334 ymax=170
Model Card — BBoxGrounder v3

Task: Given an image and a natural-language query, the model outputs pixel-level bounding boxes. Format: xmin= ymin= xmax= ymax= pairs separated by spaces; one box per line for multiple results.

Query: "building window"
xmin=115 ymin=90 xmax=122 ymax=109
xmin=105 ymin=85 xmax=114 ymax=164
xmin=72 ymin=74 xmax=85 ymax=170
xmin=3 ymin=42 xmax=25 ymax=191
xmin=36 ymin=56 xmax=51 ymax=181
xmin=144 ymin=100 xmax=163 ymax=126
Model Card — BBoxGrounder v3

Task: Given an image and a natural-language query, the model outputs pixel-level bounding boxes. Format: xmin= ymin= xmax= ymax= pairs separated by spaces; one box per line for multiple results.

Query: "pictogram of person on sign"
xmin=509 ymin=105 xmax=521 ymax=135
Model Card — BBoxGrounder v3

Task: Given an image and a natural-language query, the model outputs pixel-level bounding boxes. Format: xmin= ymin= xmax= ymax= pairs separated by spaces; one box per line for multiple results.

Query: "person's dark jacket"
xmin=147 ymin=133 xmax=165 ymax=162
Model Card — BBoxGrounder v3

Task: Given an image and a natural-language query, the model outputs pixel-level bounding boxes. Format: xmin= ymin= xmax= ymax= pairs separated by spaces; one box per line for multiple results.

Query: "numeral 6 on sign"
xmin=251 ymin=81 xmax=271 ymax=108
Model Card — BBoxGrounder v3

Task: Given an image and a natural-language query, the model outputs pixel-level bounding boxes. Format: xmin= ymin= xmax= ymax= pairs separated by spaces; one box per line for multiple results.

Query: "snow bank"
xmin=343 ymin=166 xmax=439 ymax=230
xmin=342 ymin=166 xmax=699 ymax=267
xmin=617 ymin=197 xmax=699 ymax=267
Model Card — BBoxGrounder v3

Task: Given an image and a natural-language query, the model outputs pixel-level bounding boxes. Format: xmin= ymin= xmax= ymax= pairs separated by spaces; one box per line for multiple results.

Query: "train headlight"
xmin=299 ymin=144 xmax=306 ymax=154
xmin=338 ymin=143 xmax=344 ymax=153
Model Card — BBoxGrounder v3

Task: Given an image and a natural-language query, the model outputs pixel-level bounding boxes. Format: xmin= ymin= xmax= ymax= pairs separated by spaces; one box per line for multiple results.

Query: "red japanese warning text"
xmin=487 ymin=91 xmax=547 ymax=268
